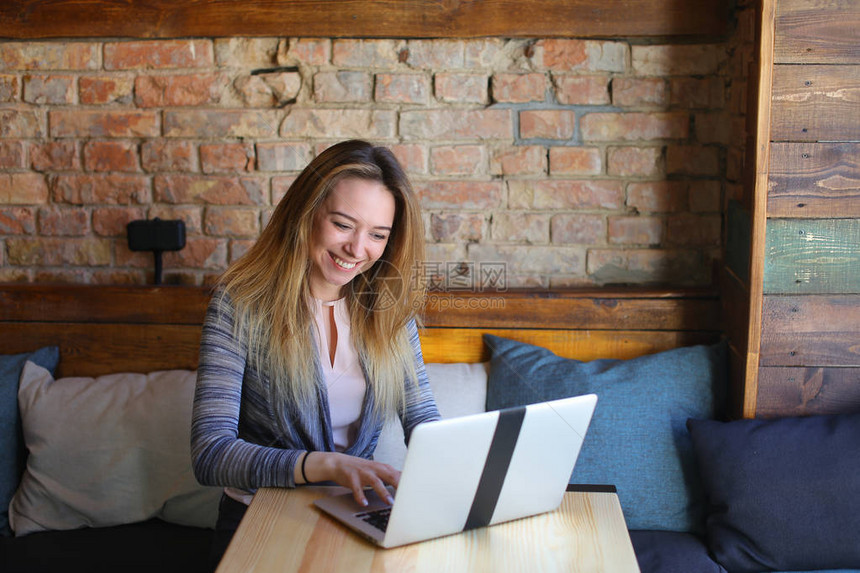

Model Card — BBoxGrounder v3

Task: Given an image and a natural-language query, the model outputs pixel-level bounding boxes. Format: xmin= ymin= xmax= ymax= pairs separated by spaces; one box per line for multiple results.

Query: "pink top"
xmin=311 ymin=297 xmax=367 ymax=452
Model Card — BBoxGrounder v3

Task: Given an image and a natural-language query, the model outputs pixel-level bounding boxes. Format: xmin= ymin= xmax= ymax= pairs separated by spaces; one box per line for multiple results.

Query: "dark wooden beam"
xmin=0 ymin=0 xmax=729 ymax=40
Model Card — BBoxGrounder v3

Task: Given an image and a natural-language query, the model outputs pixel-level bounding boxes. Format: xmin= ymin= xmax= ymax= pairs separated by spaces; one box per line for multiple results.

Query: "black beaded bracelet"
xmin=301 ymin=452 xmax=310 ymax=484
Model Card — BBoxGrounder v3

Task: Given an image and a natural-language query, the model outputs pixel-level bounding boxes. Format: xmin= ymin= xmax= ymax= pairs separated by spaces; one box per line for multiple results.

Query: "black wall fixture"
xmin=127 ymin=218 xmax=186 ymax=284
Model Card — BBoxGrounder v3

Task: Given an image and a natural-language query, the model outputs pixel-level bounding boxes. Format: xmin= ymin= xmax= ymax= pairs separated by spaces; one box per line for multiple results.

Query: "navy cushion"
xmin=484 ymin=335 xmax=726 ymax=532
xmin=0 ymin=348 xmax=60 ymax=537
xmin=689 ymin=414 xmax=860 ymax=573
xmin=630 ymin=530 xmax=726 ymax=573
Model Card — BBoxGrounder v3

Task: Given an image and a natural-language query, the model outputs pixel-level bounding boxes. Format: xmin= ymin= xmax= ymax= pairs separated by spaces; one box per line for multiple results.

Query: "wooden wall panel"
xmin=775 ymin=0 xmax=860 ymax=64
xmin=763 ymin=219 xmax=860 ymax=294
xmin=760 ymin=294 xmax=860 ymax=367
xmin=768 ymin=143 xmax=860 ymax=218
xmin=757 ymin=366 xmax=860 ymax=417
xmin=770 ymin=65 xmax=860 ymax=142
xmin=0 ymin=0 xmax=729 ymax=39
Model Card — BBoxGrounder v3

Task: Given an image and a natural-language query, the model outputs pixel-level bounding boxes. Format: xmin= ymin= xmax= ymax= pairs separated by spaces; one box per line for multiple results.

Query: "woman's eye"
xmin=333 ymin=221 xmax=350 ymax=230
xmin=371 ymin=233 xmax=388 ymax=241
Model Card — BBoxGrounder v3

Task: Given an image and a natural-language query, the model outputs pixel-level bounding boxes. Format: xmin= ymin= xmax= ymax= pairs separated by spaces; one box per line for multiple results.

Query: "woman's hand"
xmin=302 ymin=452 xmax=400 ymax=507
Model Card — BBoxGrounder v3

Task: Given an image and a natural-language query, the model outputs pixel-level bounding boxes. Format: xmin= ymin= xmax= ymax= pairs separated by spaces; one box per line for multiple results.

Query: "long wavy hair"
xmin=218 ymin=140 xmax=426 ymax=418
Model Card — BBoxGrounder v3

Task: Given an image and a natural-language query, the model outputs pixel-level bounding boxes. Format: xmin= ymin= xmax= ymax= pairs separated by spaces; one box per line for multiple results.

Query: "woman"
xmin=191 ymin=140 xmax=440 ymax=565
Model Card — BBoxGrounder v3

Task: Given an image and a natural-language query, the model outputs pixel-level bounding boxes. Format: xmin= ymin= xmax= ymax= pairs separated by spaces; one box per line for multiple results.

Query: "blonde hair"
xmin=218 ymin=140 xmax=426 ymax=418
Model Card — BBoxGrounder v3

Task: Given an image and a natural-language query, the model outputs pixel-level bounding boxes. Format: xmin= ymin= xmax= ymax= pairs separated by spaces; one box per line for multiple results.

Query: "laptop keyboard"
xmin=356 ymin=507 xmax=391 ymax=532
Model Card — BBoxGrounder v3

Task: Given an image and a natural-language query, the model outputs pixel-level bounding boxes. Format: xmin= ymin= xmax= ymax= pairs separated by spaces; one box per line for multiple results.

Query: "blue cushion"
xmin=629 ymin=530 xmax=726 ymax=573
xmin=484 ymin=335 xmax=726 ymax=532
xmin=688 ymin=414 xmax=860 ymax=573
xmin=0 ymin=347 xmax=60 ymax=537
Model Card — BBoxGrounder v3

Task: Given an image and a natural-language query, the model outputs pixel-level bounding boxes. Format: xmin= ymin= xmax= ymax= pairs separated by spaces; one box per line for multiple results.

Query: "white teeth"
xmin=332 ymin=255 xmax=356 ymax=269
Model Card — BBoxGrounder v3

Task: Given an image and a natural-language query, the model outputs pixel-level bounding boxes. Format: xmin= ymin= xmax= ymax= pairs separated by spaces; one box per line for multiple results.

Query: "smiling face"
xmin=308 ymin=177 xmax=396 ymax=301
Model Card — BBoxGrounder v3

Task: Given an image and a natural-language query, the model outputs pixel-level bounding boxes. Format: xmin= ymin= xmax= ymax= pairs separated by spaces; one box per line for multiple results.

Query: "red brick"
xmin=52 ymin=174 xmax=151 ymax=205
xmin=607 ymin=146 xmax=662 ymax=177
xmin=689 ymin=181 xmax=722 ymax=213
xmin=332 ymin=39 xmax=403 ymax=67
xmin=234 ymin=73 xmax=301 ymax=107
xmin=464 ymin=39 xmax=505 ymax=68
xmin=0 ymin=42 xmax=100 ymax=70
xmin=92 ymin=207 xmax=147 ymax=237
xmin=271 ymin=176 xmax=297 ymax=205
xmin=400 ymin=109 xmax=511 ymax=141
xmin=390 ymin=144 xmax=427 ymax=175
xmin=0 ymin=207 xmax=36 ymax=234
xmin=0 ymin=141 xmax=24 ymax=169
xmin=164 ymin=110 xmax=279 ymax=138
xmin=490 ymin=146 xmax=546 ymax=176
xmin=469 ymin=244 xmax=585 ymax=276
xmin=430 ymin=213 xmax=483 ymax=242
xmin=148 ymin=206 xmax=204 ymax=235
xmin=520 ymin=110 xmax=576 ymax=140
xmin=280 ymin=109 xmax=395 ymax=139
xmin=551 ymin=214 xmax=606 ymax=244
xmin=666 ymin=145 xmax=720 ymax=176
xmin=434 ymin=73 xmax=488 ymax=104
xmin=0 ymin=109 xmax=44 ymax=138
xmin=154 ymin=174 xmax=266 ymax=206
xmin=430 ymin=145 xmax=486 ymax=176
xmin=204 ymin=208 xmax=260 ymax=237
xmin=201 ymin=143 xmax=255 ymax=173
xmin=695 ymin=112 xmax=733 ymax=145
xmin=229 ymin=240 xmax=256 ymax=263
xmin=492 ymin=73 xmax=546 ymax=103
xmin=667 ymin=214 xmax=721 ymax=247
xmin=79 ymin=75 xmax=134 ymax=104
xmin=214 ymin=38 xmax=279 ymax=68
xmin=162 ymin=237 xmax=228 ymax=270
xmin=587 ymin=248 xmax=707 ymax=284
xmin=38 ymin=206 xmax=89 ymax=236
xmin=509 ymin=180 xmax=623 ymax=209
xmin=375 ymin=73 xmax=430 ymax=104
xmin=534 ymin=39 xmax=626 ymax=72
xmin=6 ymin=237 xmax=110 ymax=266
xmin=141 ymin=140 xmax=197 ymax=172
xmin=549 ymin=147 xmax=602 ymax=175
xmin=415 ymin=181 xmax=503 ymax=209
xmin=33 ymin=269 xmax=90 ymax=283
xmin=580 ymin=112 xmax=689 ymax=142
xmin=104 ymin=40 xmax=213 ymax=70
xmin=612 ymin=78 xmax=668 ymax=107
xmin=256 ymin=143 xmax=313 ymax=172
xmin=627 ymin=181 xmax=688 ymax=213
xmin=135 ymin=73 xmax=229 ymax=107
xmin=670 ymin=77 xmax=726 ymax=109
xmin=491 ymin=212 xmax=549 ymax=243
xmin=0 ymin=74 xmax=19 ymax=101
xmin=313 ymin=71 xmax=372 ymax=103
xmin=632 ymin=45 xmax=725 ymax=76
xmin=30 ymin=141 xmax=79 ymax=172
xmin=553 ymin=75 xmax=610 ymax=105
xmin=50 ymin=110 xmax=159 ymax=138
xmin=280 ymin=39 xmax=331 ymax=66
xmin=406 ymin=40 xmax=464 ymax=69
xmin=0 ymin=173 xmax=49 ymax=204
xmin=84 ymin=140 xmax=140 ymax=172
xmin=91 ymin=270 xmax=146 ymax=285
xmin=608 ymin=216 xmax=664 ymax=245
xmin=22 ymin=75 xmax=75 ymax=104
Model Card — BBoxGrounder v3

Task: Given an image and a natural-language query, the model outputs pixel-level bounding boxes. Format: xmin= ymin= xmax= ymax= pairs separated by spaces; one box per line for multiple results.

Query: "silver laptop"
xmin=314 ymin=393 xmax=597 ymax=548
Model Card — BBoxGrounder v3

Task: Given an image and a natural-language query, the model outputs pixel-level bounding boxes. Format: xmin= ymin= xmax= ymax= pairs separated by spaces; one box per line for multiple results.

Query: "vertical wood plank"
xmin=764 ymin=219 xmax=860 ymax=294
xmin=770 ymin=64 xmax=860 ymax=142
xmin=768 ymin=143 xmax=860 ymax=218
xmin=745 ymin=0 xmax=778 ymax=418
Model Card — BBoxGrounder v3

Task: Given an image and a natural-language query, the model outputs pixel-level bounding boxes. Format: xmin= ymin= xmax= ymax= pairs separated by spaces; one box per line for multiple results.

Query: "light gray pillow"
xmin=10 ymin=362 xmax=221 ymax=536
xmin=373 ymin=362 xmax=488 ymax=470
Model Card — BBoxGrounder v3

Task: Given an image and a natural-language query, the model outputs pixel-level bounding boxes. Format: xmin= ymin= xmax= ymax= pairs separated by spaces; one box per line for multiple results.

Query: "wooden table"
xmin=216 ymin=485 xmax=640 ymax=573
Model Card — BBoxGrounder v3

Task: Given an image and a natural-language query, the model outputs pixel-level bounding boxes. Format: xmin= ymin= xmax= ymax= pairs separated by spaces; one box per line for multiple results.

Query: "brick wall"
xmin=0 ymin=30 xmax=747 ymax=287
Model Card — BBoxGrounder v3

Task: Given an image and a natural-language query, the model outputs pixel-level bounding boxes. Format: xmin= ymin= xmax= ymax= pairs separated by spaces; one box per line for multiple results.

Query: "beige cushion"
xmin=10 ymin=362 xmax=220 ymax=536
xmin=374 ymin=362 xmax=488 ymax=470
